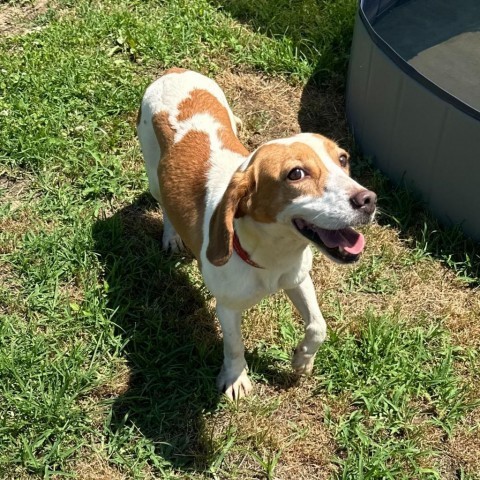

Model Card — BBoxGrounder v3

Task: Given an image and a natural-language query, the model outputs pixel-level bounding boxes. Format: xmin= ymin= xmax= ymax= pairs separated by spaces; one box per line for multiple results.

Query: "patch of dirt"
xmin=414 ymin=406 xmax=480 ymax=479
xmin=0 ymin=0 xmax=49 ymax=37
xmin=0 ymin=173 xmax=31 ymax=209
xmin=90 ymin=362 xmax=132 ymax=401
xmin=0 ymin=262 xmax=22 ymax=315
xmin=217 ymin=71 xmax=301 ymax=149
xmin=0 ymin=173 xmax=45 ymax=244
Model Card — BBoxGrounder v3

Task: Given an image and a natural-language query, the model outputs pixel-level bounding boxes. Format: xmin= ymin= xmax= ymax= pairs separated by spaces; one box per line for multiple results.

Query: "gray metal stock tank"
xmin=346 ymin=0 xmax=480 ymax=240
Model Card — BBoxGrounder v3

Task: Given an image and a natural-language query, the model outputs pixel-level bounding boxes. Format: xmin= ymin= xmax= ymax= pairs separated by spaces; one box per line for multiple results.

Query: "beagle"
xmin=137 ymin=68 xmax=377 ymax=400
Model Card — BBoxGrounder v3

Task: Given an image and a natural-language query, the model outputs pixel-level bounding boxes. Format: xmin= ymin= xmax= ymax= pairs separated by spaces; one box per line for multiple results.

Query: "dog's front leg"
xmin=216 ymin=304 xmax=253 ymax=400
xmin=285 ymin=274 xmax=327 ymax=375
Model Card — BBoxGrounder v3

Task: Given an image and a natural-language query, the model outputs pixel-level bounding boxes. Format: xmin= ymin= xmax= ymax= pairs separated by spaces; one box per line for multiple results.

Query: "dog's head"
xmin=207 ymin=133 xmax=377 ymax=266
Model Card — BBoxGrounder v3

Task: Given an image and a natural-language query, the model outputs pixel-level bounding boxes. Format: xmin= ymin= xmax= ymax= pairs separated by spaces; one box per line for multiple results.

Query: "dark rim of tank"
xmin=359 ymin=0 xmax=480 ymax=122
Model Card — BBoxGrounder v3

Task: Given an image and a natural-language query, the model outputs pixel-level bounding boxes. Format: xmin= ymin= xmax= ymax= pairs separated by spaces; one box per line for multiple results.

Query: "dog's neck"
xmin=233 ymin=230 xmax=264 ymax=269
xmin=234 ymin=216 xmax=309 ymax=269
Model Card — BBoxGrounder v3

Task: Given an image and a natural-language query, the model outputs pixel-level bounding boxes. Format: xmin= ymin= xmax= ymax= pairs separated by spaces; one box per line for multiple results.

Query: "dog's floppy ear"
xmin=206 ymin=169 xmax=254 ymax=266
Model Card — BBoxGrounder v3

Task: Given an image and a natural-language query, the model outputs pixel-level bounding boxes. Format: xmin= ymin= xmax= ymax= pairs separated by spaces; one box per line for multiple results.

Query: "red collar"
xmin=233 ymin=231 xmax=264 ymax=269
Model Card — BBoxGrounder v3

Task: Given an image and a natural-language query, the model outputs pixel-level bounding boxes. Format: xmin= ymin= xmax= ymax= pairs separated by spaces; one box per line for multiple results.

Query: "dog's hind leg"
xmin=144 ymin=158 xmax=184 ymax=253
xmin=285 ymin=274 xmax=327 ymax=375
xmin=137 ymin=115 xmax=184 ymax=253
xmin=216 ymin=304 xmax=252 ymax=400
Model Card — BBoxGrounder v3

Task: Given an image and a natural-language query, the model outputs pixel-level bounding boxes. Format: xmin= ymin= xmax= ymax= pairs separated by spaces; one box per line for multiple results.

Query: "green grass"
xmin=212 ymin=0 xmax=357 ymax=83
xmin=317 ymin=315 xmax=473 ymax=477
xmin=1 ymin=0 xmax=479 ymax=478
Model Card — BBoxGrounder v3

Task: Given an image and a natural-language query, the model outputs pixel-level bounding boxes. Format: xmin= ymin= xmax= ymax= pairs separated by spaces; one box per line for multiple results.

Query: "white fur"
xmin=138 ymin=70 xmax=374 ymax=400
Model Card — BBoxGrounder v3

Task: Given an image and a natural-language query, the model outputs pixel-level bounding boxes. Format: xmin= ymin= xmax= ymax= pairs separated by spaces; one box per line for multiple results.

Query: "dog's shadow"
xmin=92 ymin=194 xmax=300 ymax=471
xmin=92 ymin=194 xmax=224 ymax=469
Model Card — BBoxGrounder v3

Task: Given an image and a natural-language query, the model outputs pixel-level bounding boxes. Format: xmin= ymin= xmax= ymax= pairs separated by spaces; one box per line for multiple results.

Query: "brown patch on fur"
xmin=152 ymin=111 xmax=174 ymax=155
xmin=315 ymin=133 xmax=350 ymax=173
xmin=151 ymin=83 xmax=249 ymax=265
xmin=164 ymin=67 xmax=188 ymax=75
xmin=158 ymin=129 xmax=211 ymax=258
xmin=245 ymin=141 xmax=330 ymax=223
xmin=177 ymin=89 xmax=248 ymax=156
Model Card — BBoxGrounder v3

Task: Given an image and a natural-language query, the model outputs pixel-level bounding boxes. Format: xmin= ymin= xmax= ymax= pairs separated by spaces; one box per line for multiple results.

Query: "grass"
xmin=1 ymin=0 xmax=480 ymax=479
xmin=212 ymin=0 xmax=357 ymax=83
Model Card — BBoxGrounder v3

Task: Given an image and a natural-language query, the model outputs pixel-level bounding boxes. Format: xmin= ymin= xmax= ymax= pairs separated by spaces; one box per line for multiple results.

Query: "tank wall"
xmin=361 ymin=0 xmax=402 ymax=22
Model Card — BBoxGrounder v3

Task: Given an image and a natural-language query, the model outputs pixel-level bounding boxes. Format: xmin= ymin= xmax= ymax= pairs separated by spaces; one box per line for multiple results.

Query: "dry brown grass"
xmin=0 ymin=174 xmax=47 ymax=247
xmin=204 ymin=384 xmax=338 ymax=479
xmin=217 ymin=71 xmax=302 ymax=147
xmin=0 ymin=0 xmax=50 ymax=37
xmin=0 ymin=173 xmax=31 ymax=208
xmin=90 ymin=361 xmax=132 ymax=401
xmin=66 ymin=449 xmax=127 ymax=480
xmin=217 ymin=71 xmax=348 ymax=151
xmin=412 ymin=406 xmax=480 ymax=479
xmin=447 ymin=407 xmax=480 ymax=476
xmin=0 ymin=262 xmax=22 ymax=316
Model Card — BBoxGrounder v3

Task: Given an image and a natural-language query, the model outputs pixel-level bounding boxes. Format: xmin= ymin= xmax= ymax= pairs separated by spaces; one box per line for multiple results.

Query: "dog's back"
xmin=137 ymin=68 xmax=248 ymax=258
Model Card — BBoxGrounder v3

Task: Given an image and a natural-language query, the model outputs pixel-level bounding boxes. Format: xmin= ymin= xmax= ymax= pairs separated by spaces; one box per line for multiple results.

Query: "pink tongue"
xmin=316 ymin=227 xmax=365 ymax=255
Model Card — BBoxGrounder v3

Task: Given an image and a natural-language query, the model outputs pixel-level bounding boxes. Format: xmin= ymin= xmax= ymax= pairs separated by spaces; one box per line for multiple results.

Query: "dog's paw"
xmin=161 ymin=216 xmax=185 ymax=253
xmin=162 ymin=231 xmax=184 ymax=253
xmin=217 ymin=366 xmax=253 ymax=401
xmin=292 ymin=346 xmax=315 ymax=375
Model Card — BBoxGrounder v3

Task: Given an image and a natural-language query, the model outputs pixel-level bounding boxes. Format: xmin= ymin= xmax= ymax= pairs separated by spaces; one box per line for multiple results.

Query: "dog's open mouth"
xmin=293 ymin=218 xmax=365 ymax=263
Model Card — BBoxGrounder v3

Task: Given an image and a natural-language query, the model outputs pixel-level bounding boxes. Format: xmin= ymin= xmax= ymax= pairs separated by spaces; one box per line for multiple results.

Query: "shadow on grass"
xmin=92 ymin=193 xmax=223 ymax=471
xmin=211 ymin=0 xmax=356 ymax=84
xmin=91 ymin=194 xmax=302 ymax=473
xmin=374 ymin=178 xmax=480 ymax=286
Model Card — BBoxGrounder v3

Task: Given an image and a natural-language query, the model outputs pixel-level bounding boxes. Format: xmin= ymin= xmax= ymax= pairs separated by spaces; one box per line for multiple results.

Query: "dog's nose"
xmin=350 ymin=189 xmax=377 ymax=214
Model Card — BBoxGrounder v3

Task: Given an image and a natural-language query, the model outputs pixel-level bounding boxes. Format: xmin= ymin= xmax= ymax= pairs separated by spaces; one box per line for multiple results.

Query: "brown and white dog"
xmin=137 ymin=68 xmax=376 ymax=400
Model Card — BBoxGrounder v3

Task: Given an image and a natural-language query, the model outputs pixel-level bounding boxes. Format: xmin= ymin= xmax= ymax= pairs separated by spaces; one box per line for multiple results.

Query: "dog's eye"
xmin=339 ymin=154 xmax=349 ymax=168
xmin=287 ymin=168 xmax=307 ymax=181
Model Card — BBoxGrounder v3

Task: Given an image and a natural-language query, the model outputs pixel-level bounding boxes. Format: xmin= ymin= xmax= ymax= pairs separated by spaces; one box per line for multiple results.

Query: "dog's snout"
xmin=350 ymin=189 xmax=377 ymax=215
